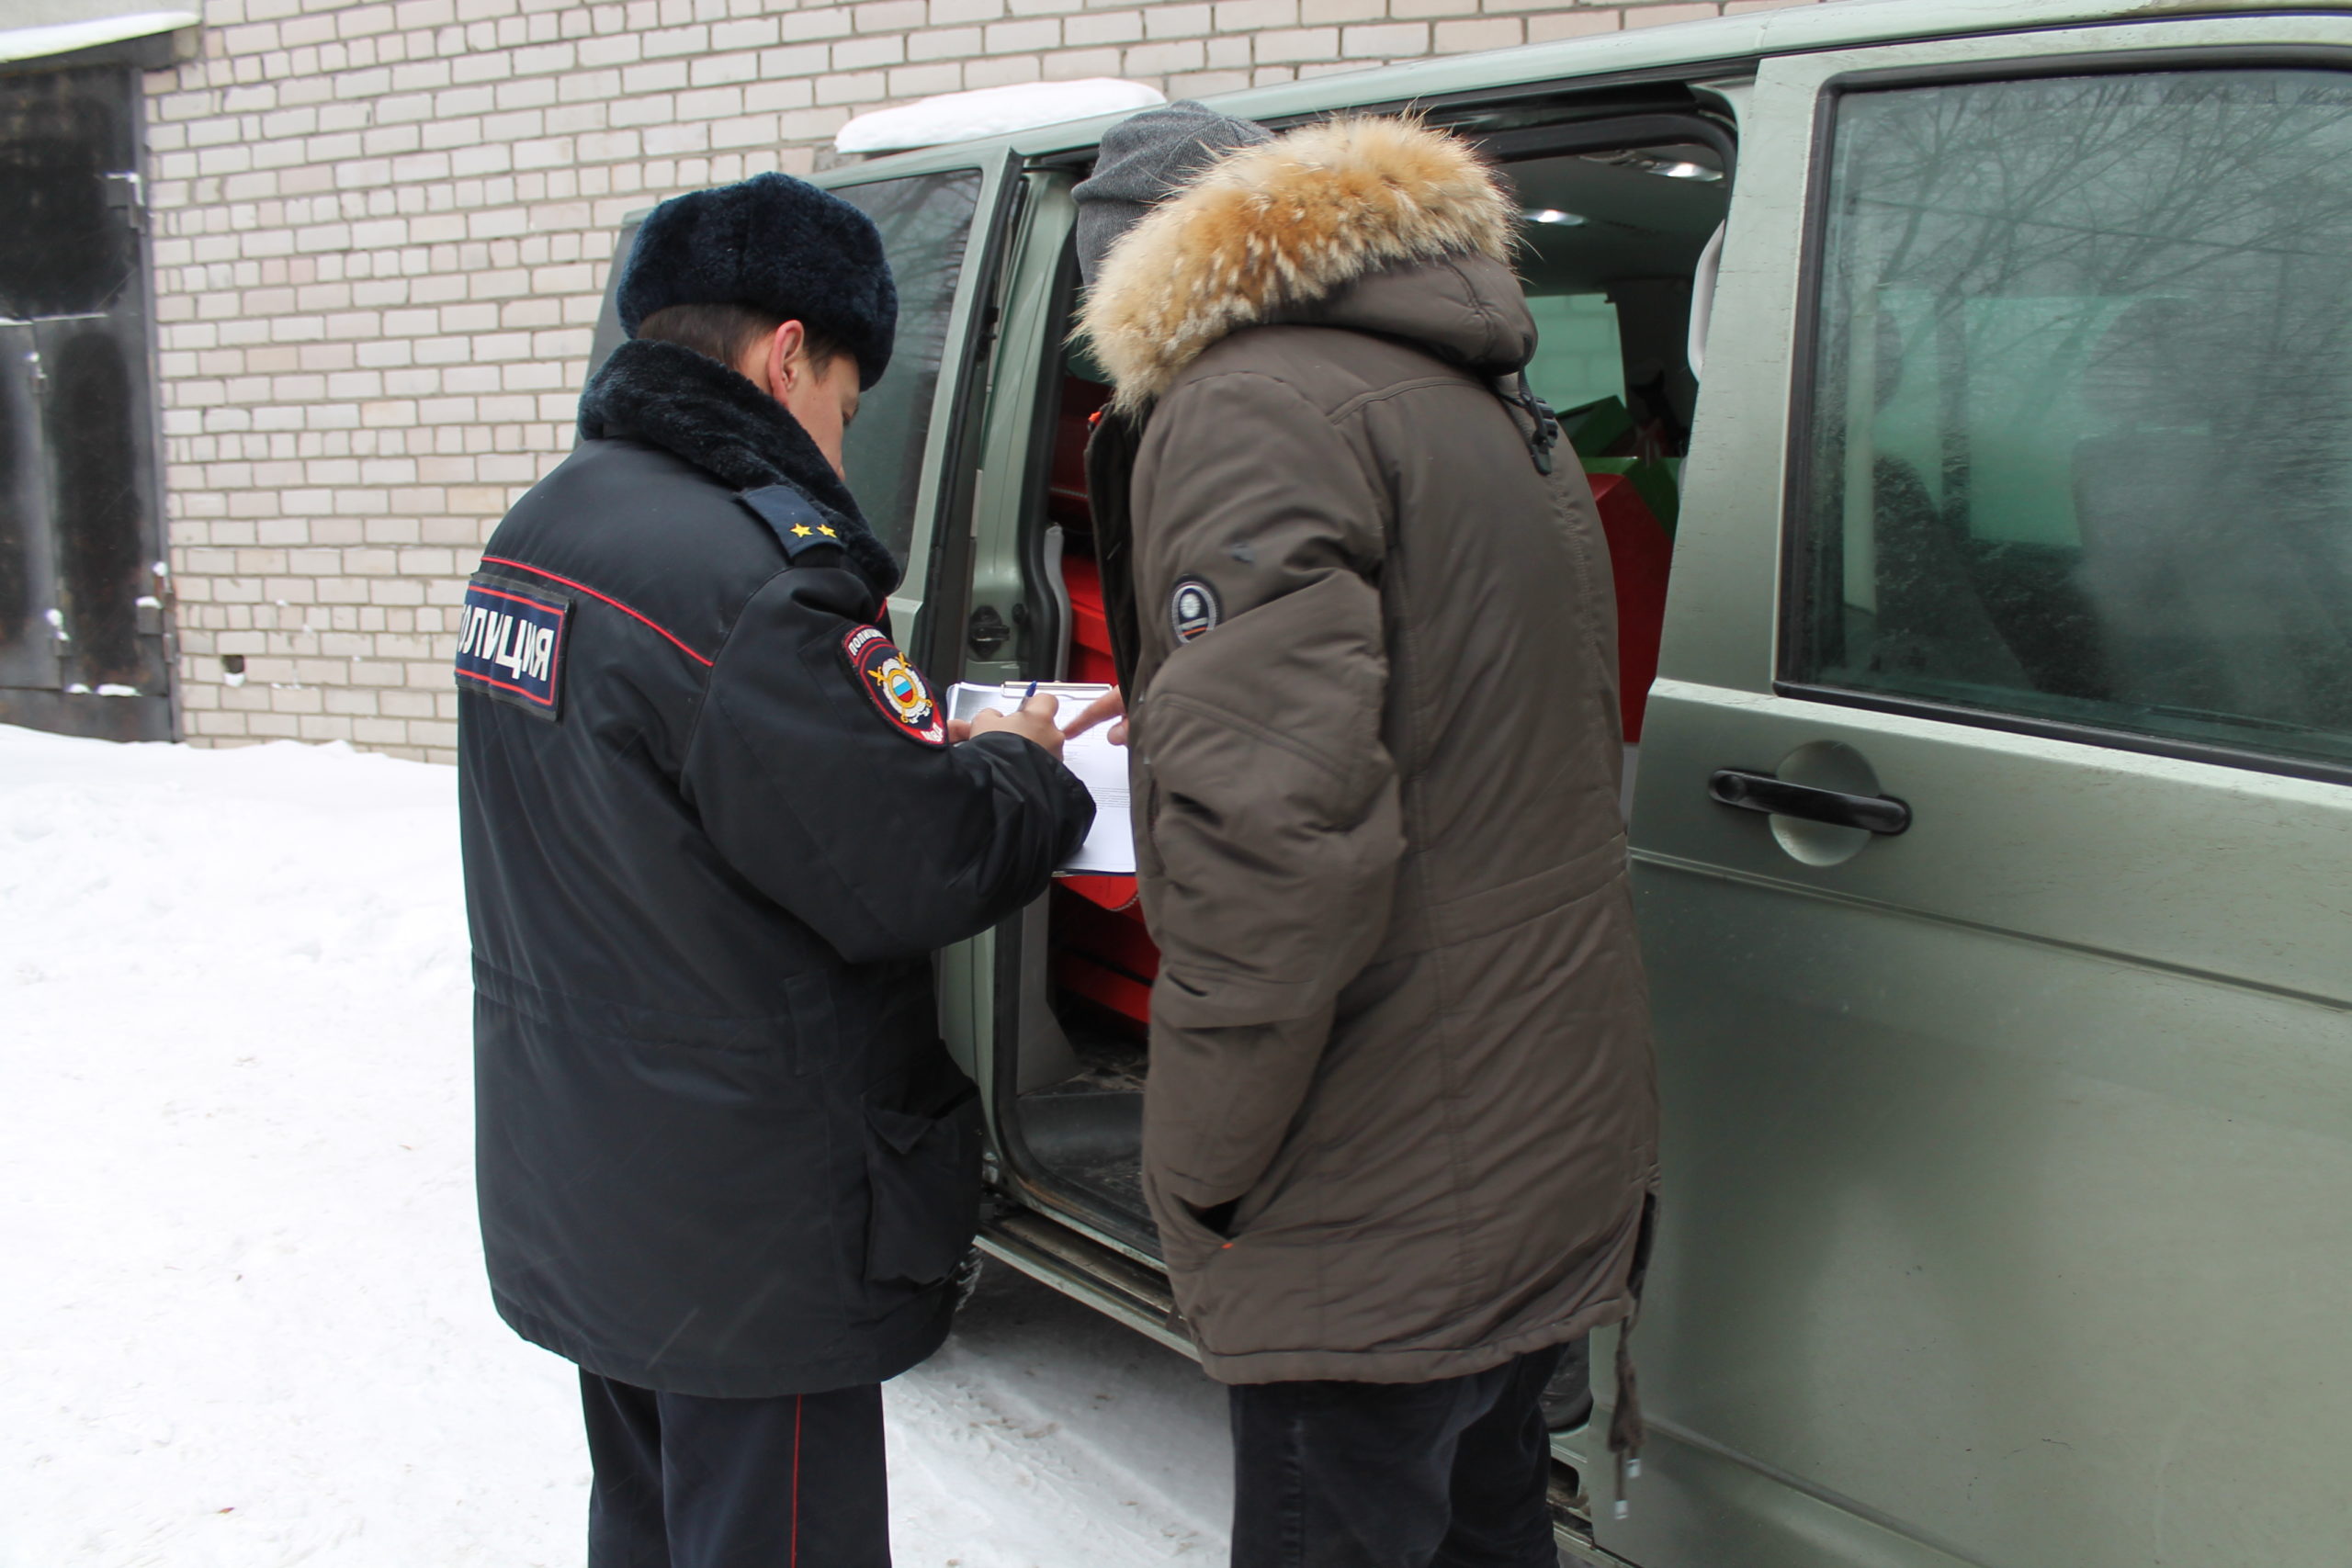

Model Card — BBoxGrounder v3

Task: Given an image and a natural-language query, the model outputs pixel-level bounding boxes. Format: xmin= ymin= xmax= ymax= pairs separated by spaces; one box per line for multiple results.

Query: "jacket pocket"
xmin=1143 ymin=1160 xmax=1232 ymax=1269
xmin=863 ymin=1085 xmax=982 ymax=1286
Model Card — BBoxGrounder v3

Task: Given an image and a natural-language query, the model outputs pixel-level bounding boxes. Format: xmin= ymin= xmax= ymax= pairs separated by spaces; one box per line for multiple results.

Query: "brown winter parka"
xmin=1077 ymin=118 xmax=1661 ymax=1390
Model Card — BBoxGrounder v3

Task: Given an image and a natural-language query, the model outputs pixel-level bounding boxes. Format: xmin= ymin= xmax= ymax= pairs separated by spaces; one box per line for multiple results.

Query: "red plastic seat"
xmin=1586 ymin=470 xmax=1673 ymax=743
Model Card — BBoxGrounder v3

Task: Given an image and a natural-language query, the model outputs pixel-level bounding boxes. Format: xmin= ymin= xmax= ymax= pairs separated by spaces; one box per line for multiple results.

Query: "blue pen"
xmin=1023 ymin=681 xmax=1040 ymax=704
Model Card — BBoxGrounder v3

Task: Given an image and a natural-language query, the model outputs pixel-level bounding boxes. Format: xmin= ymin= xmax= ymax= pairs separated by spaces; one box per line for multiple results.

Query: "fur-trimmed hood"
xmin=1077 ymin=117 xmax=1530 ymax=412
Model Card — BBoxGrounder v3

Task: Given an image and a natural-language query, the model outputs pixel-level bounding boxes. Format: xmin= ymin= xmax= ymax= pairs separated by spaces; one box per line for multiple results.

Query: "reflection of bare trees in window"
xmin=1805 ymin=71 xmax=2352 ymax=761
xmin=1853 ymin=77 xmax=2352 ymax=295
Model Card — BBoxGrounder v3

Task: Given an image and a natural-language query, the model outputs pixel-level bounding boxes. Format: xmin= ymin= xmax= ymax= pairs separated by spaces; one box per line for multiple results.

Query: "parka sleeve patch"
xmin=1170 ymin=576 xmax=1223 ymax=643
xmin=842 ymin=625 xmax=948 ymax=746
xmin=455 ymin=575 xmax=571 ymax=718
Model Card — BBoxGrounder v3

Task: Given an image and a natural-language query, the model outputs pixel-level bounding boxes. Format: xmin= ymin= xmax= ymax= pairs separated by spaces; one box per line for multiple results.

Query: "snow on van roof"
xmin=835 ymin=79 xmax=1166 ymax=154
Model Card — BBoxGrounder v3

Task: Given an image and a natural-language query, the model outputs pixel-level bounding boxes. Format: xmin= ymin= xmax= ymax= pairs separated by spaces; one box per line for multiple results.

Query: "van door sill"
xmin=978 ymin=1206 xmax=1191 ymax=1355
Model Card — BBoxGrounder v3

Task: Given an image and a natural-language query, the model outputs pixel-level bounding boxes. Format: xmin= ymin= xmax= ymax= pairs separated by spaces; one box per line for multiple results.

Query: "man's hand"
xmin=959 ymin=692 xmax=1068 ymax=760
xmin=1061 ymin=687 xmax=1127 ymax=747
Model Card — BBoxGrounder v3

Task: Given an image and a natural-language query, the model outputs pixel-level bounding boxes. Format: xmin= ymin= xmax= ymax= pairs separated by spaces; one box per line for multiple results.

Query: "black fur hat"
xmin=616 ymin=172 xmax=898 ymax=389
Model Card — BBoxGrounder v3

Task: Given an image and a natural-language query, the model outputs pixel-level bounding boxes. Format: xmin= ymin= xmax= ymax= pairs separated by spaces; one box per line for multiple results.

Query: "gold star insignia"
xmin=818 ymin=525 xmax=838 ymax=537
xmin=790 ymin=524 xmax=813 ymax=538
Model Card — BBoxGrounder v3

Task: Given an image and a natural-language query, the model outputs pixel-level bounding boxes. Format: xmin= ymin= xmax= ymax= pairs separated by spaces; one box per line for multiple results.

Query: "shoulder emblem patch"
xmin=455 ymin=575 xmax=570 ymax=719
xmin=842 ymin=625 xmax=947 ymax=746
xmin=1170 ymin=577 xmax=1222 ymax=644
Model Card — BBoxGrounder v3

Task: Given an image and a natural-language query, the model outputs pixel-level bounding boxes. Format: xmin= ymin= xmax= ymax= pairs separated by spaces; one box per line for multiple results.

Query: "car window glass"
xmin=1505 ymin=144 xmax=1725 ymax=458
xmin=833 ymin=169 xmax=982 ymax=564
xmin=1522 ymin=292 xmax=1625 ymax=414
xmin=1792 ymin=70 xmax=2352 ymax=773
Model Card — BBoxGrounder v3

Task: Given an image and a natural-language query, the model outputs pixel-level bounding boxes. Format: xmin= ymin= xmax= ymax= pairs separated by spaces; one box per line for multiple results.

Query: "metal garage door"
xmin=0 ymin=64 xmax=170 ymax=742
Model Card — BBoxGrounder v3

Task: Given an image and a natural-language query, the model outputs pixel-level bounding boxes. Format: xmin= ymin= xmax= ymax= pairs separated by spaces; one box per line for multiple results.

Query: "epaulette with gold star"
xmin=737 ymin=483 xmax=847 ymax=563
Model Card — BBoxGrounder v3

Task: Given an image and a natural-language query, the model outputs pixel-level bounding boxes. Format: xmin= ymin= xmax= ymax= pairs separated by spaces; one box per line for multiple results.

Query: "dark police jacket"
xmin=458 ymin=339 xmax=1092 ymax=1397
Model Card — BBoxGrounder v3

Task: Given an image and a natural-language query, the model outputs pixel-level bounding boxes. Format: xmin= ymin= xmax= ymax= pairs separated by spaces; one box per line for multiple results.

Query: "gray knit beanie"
xmin=1072 ymin=100 xmax=1272 ymax=286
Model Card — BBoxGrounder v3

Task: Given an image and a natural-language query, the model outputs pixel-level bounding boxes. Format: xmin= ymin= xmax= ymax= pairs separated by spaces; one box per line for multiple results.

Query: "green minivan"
xmin=585 ymin=2 xmax=2352 ymax=1561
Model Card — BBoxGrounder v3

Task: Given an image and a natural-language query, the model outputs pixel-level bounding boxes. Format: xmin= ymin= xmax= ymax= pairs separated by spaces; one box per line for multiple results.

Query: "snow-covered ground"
xmin=0 ymin=726 xmax=1230 ymax=1567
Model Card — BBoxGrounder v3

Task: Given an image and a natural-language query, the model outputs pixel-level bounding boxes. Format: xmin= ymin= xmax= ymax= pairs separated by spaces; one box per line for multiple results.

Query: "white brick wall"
xmin=143 ymin=0 xmax=1825 ymax=761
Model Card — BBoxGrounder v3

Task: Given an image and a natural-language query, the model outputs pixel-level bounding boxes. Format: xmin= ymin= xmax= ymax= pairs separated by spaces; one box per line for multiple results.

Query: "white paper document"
xmin=946 ymin=682 xmax=1135 ymax=875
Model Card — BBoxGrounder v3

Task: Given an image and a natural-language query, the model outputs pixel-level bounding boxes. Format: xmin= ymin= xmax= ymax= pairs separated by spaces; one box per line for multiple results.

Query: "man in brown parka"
xmin=1072 ymin=106 xmax=1661 ymax=1567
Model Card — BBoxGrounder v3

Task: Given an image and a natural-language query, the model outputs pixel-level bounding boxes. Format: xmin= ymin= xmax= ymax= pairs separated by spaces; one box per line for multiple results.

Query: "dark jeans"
xmin=1229 ymin=1345 xmax=1565 ymax=1568
xmin=580 ymin=1370 xmax=890 ymax=1568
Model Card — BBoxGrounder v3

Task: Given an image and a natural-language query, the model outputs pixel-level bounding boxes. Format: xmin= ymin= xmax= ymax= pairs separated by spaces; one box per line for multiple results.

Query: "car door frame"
xmin=943 ymin=68 xmax=1770 ymax=1562
xmin=953 ymin=84 xmax=1758 ymax=1260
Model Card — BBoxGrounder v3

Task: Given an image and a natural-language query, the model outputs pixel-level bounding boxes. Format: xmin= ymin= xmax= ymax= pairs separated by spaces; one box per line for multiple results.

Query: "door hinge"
xmin=104 ymin=171 xmax=146 ymax=233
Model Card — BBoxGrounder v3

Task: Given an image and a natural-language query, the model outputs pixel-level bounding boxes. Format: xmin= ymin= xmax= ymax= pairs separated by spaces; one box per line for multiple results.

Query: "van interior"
xmin=998 ymin=125 xmax=1732 ymax=1257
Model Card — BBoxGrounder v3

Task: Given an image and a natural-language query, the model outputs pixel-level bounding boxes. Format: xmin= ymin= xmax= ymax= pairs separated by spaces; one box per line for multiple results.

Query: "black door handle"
xmin=1708 ymin=769 xmax=1911 ymax=836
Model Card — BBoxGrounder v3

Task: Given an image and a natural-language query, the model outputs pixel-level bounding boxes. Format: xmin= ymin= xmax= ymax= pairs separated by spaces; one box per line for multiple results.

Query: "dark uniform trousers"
xmin=581 ymin=1371 xmax=891 ymax=1568
xmin=1228 ymin=1344 xmax=1565 ymax=1568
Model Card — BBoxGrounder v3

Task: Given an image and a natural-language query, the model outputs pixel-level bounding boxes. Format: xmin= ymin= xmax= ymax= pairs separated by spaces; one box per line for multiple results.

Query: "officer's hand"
xmin=1062 ymin=687 xmax=1127 ymax=747
xmin=965 ymin=693 xmax=1068 ymax=760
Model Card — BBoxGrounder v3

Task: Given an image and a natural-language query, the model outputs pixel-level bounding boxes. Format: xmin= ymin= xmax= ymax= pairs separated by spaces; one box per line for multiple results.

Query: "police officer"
xmin=456 ymin=172 xmax=1093 ymax=1566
